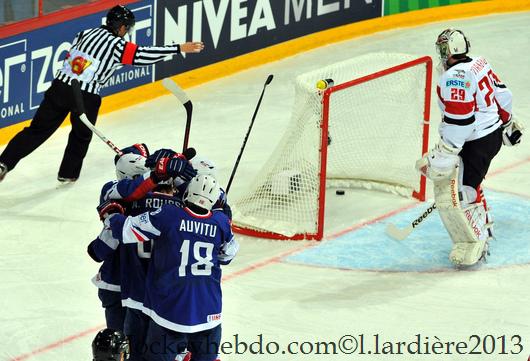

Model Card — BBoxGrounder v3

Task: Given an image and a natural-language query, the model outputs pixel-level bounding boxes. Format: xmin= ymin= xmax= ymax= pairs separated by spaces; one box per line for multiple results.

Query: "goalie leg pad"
xmin=433 ymin=165 xmax=492 ymax=267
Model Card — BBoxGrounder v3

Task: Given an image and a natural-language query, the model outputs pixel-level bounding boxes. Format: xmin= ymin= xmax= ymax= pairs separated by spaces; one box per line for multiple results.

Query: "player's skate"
xmin=0 ymin=162 xmax=7 ymax=182
xmin=57 ymin=176 xmax=78 ymax=183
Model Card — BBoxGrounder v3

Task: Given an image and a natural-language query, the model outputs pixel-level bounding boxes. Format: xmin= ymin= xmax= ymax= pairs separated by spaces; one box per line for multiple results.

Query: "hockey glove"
xmin=145 ymin=148 xmax=177 ymax=168
xmin=146 ymin=147 xmax=196 ymax=168
xmin=114 ymin=143 xmax=150 ymax=164
xmin=97 ymin=199 xmax=125 ymax=221
xmin=153 ymin=157 xmax=197 ymax=182
xmin=415 ymin=140 xmax=461 ymax=182
xmin=502 ymin=118 xmax=523 ymax=146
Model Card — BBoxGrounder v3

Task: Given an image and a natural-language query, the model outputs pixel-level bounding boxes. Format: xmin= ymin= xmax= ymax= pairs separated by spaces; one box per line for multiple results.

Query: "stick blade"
xmin=162 ymin=78 xmax=190 ymax=104
xmin=385 ymin=223 xmax=412 ymax=241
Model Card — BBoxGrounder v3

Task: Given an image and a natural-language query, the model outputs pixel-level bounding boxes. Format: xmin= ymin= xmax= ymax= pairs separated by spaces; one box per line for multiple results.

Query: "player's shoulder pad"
xmin=466 ymin=56 xmax=491 ymax=77
xmin=153 ymin=202 xmax=181 ymax=216
xmin=212 ymin=210 xmax=232 ymax=228
xmin=100 ymin=180 xmax=119 ymax=201
xmin=443 ymin=65 xmax=473 ymax=90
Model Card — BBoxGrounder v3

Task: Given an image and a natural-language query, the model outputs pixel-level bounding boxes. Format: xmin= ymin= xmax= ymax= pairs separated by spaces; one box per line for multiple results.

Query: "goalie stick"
xmin=161 ymin=78 xmax=192 ymax=152
xmin=226 ymin=74 xmax=274 ymax=194
xmin=71 ymin=79 xmax=123 ymax=156
xmin=385 ymin=203 xmax=436 ymax=240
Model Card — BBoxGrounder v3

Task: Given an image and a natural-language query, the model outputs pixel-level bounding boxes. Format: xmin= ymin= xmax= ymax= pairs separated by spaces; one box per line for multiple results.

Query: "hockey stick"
xmin=385 ymin=203 xmax=436 ymax=240
xmin=71 ymin=79 xmax=123 ymax=156
xmin=226 ymin=74 xmax=274 ymax=194
xmin=161 ymin=78 xmax=192 ymax=152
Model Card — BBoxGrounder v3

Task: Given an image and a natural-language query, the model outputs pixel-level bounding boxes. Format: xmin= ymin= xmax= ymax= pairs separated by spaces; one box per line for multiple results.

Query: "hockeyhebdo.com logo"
xmin=141 ymin=333 xmax=526 ymax=357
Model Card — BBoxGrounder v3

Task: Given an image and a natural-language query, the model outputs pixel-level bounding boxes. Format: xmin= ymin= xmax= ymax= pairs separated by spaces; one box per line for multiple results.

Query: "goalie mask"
xmin=92 ymin=328 xmax=129 ymax=361
xmin=115 ymin=153 xmax=149 ymax=180
xmin=435 ymin=28 xmax=470 ymax=69
xmin=184 ymin=174 xmax=221 ymax=211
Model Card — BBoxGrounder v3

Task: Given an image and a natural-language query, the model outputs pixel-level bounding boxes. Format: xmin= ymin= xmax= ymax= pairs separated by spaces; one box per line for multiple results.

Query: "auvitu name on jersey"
xmin=179 ymin=219 xmax=218 ymax=238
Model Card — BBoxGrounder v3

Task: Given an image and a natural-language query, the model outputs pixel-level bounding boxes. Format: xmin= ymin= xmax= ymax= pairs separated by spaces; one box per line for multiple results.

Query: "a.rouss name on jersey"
xmin=132 ymin=197 xmax=180 ymax=210
xmin=179 ymin=219 xmax=218 ymax=238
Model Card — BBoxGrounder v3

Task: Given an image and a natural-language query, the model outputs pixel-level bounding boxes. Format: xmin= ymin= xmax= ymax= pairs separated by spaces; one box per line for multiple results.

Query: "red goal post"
xmin=232 ymin=54 xmax=433 ymax=241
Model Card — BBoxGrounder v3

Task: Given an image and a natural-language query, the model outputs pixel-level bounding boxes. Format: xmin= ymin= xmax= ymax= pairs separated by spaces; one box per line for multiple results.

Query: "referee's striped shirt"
xmin=56 ymin=26 xmax=182 ymax=94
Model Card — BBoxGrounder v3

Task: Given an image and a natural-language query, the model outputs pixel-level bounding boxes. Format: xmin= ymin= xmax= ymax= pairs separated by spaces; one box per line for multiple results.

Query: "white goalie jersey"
xmin=436 ymin=56 xmax=512 ymax=148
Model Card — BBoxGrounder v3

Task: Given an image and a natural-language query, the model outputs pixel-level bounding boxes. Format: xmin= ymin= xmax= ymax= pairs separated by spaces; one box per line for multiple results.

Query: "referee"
xmin=0 ymin=5 xmax=204 ymax=183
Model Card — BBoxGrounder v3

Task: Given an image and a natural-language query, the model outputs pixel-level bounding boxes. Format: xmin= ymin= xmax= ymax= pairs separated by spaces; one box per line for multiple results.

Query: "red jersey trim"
xmin=444 ymin=100 xmax=475 ymax=116
xmin=184 ymin=207 xmax=212 ymax=219
xmin=122 ymin=42 xmax=138 ymax=65
xmin=131 ymin=227 xmax=146 ymax=242
xmin=436 ymin=85 xmax=444 ymax=104
xmin=494 ymin=98 xmax=511 ymax=123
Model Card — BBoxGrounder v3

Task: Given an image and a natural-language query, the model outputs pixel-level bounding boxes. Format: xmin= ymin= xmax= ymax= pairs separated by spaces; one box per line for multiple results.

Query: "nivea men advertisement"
xmin=0 ymin=0 xmax=382 ymax=129
xmin=155 ymin=0 xmax=382 ymax=78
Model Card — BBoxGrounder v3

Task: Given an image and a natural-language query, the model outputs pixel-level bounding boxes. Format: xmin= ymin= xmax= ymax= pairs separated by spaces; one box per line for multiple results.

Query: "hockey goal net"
xmin=231 ymin=53 xmax=432 ymax=240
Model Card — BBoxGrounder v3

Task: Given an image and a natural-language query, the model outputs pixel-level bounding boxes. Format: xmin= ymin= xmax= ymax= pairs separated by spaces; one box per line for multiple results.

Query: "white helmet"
xmin=184 ymin=174 xmax=221 ymax=211
xmin=115 ymin=153 xmax=149 ymax=180
xmin=174 ymin=155 xmax=218 ymax=188
xmin=436 ymin=28 xmax=470 ymax=66
xmin=191 ymin=156 xmax=217 ymax=177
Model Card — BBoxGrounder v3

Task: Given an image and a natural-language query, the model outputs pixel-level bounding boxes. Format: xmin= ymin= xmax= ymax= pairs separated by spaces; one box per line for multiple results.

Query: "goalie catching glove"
xmin=502 ymin=117 xmax=523 ymax=146
xmin=416 ymin=139 xmax=461 ymax=182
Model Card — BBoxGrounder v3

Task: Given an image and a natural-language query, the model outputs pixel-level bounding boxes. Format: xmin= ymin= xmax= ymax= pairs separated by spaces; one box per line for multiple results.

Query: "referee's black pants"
xmin=0 ymin=79 xmax=101 ymax=179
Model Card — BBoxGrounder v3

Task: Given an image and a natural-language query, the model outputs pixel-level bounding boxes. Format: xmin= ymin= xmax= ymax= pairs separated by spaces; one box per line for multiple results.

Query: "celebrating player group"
xmin=0 ymin=0 xmax=524 ymax=358
xmin=21 ymin=4 xmax=240 ymax=361
xmin=89 ymin=143 xmax=237 ymax=361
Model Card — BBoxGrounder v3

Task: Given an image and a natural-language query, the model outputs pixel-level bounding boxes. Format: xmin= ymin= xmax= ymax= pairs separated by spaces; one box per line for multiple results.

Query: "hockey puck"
xmin=336 ymin=190 xmax=345 ymax=195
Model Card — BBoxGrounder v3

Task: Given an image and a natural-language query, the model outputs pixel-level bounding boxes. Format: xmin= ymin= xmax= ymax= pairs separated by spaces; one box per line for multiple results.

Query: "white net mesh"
xmin=232 ymin=53 xmax=430 ymax=238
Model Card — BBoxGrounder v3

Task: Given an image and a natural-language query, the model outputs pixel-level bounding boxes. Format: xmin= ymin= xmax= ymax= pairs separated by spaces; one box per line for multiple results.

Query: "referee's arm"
xmin=114 ymin=40 xmax=204 ymax=66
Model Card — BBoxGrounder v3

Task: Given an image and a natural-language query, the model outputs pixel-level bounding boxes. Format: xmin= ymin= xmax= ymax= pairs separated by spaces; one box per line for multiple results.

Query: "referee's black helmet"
xmin=106 ymin=5 xmax=135 ymax=35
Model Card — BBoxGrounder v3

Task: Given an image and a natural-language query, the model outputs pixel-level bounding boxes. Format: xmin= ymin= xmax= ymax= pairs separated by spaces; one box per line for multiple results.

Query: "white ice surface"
xmin=1 ymin=11 xmax=529 ymax=361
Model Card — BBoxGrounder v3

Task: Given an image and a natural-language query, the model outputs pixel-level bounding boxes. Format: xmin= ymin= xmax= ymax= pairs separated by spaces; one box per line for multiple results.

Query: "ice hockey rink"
xmin=1 ymin=10 xmax=529 ymax=361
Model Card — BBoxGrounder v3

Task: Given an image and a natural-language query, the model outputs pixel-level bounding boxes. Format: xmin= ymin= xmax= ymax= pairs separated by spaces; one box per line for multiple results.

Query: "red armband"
xmin=122 ymin=42 xmax=138 ymax=65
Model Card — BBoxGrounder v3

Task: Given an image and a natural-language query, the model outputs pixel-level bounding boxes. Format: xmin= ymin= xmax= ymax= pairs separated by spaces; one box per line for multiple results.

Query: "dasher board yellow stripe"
xmin=1 ymin=0 xmax=529 ymax=145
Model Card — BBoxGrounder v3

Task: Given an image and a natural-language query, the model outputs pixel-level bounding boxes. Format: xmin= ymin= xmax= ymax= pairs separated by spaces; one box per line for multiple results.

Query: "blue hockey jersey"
xmin=89 ymin=173 xmax=157 ymax=292
xmin=109 ymin=205 xmax=238 ymax=333
xmin=120 ymin=191 xmax=183 ymax=310
xmin=89 ymin=188 xmax=183 ymax=307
